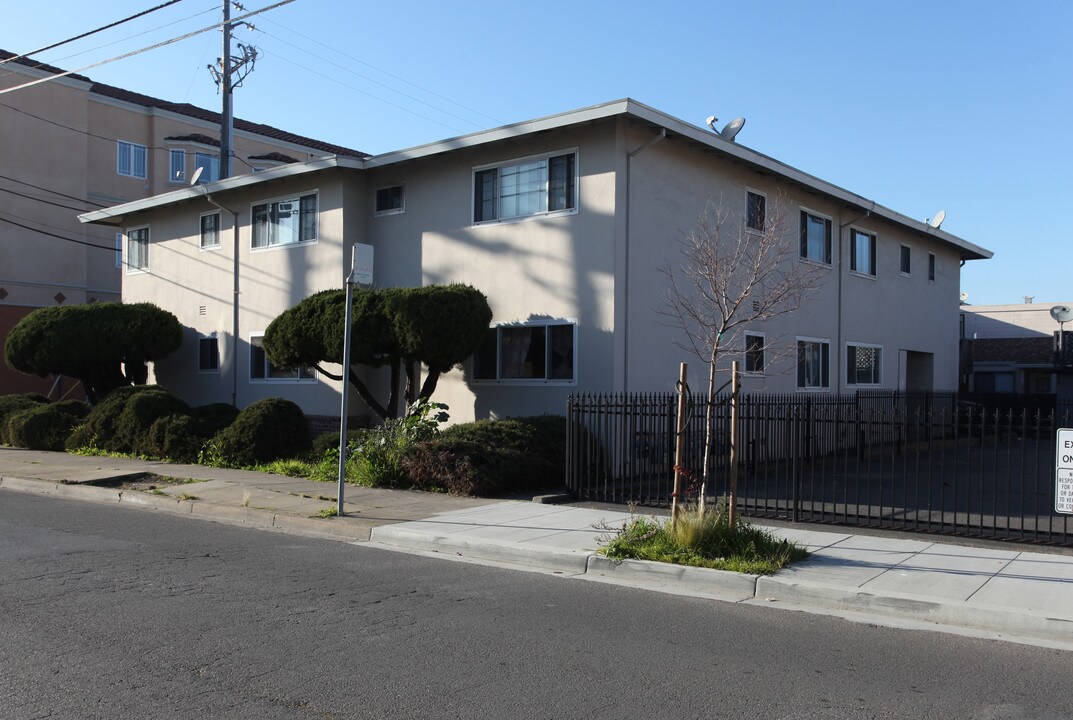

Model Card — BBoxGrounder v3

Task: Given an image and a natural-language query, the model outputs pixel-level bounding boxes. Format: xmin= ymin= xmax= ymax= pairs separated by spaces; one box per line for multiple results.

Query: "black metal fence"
xmin=566 ymin=391 xmax=1073 ymax=546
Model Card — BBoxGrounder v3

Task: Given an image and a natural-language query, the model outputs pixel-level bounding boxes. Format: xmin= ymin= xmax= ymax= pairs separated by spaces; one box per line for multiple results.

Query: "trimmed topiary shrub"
xmin=0 ymin=393 xmax=49 ymax=432
xmin=213 ymin=398 xmax=311 ymax=467
xmin=3 ymin=400 xmax=89 ymax=451
xmin=403 ymin=415 xmax=566 ymax=496
xmin=191 ymin=403 xmax=239 ymax=438
xmin=66 ymin=385 xmax=187 ymax=454
xmin=145 ymin=414 xmax=204 ymax=463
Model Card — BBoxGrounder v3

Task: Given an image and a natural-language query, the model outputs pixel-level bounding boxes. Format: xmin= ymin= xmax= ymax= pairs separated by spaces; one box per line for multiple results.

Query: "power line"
xmin=0 ymin=215 xmax=118 ymax=253
xmin=259 ymin=16 xmax=503 ymax=127
xmin=0 ymin=102 xmax=258 ymax=172
xmin=0 ymin=1 xmax=294 ymax=97
xmin=0 ymin=173 xmax=107 ymax=208
xmin=0 ymin=0 xmax=186 ymax=68
xmin=254 ymin=27 xmax=487 ymax=131
xmin=0 ymin=186 xmax=93 ymax=213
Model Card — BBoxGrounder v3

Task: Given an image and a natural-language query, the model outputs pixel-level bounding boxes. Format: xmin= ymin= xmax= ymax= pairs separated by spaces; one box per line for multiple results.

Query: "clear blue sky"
xmin=5 ymin=0 xmax=1071 ymax=305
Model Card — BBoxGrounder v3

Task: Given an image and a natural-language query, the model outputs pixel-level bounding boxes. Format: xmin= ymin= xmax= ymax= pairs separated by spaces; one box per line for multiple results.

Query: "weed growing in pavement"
xmin=599 ymin=498 xmax=808 ymax=575
xmin=241 ymin=491 xmax=251 ymax=508
xmin=314 ymin=506 xmax=339 ymax=519
xmin=175 ymin=493 xmax=198 ymax=502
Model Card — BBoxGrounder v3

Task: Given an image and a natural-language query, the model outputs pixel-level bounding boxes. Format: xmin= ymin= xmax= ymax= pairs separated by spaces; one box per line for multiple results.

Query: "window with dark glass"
xmin=472 ymin=323 xmax=575 ymax=382
xmin=126 ymin=226 xmax=149 ymax=271
xmin=250 ymin=335 xmax=315 ymax=381
xmin=928 ymin=252 xmax=936 ymax=282
xmin=375 ymin=185 xmax=404 ymax=215
xmin=745 ymin=333 xmax=765 ymax=373
xmin=797 ymin=339 xmax=830 ymax=389
xmin=199 ymin=335 xmax=219 ymax=372
xmin=900 ymin=245 xmax=911 ymax=274
xmin=800 ymin=211 xmax=832 ymax=264
xmin=200 ymin=212 xmax=220 ymax=249
xmin=846 ymin=344 xmax=881 ymax=385
xmin=850 ymin=229 xmax=876 ymax=276
xmin=473 ymin=153 xmax=576 ymax=223
xmin=252 ymin=193 xmax=318 ymax=248
xmin=746 ymin=192 xmax=766 ymax=232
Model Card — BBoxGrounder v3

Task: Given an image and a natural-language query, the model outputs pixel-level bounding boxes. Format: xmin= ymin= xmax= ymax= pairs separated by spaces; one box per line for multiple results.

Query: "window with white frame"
xmin=194 ymin=152 xmax=220 ymax=184
xmin=249 ymin=334 xmax=315 ymax=382
xmin=169 ymin=149 xmax=185 ymax=182
xmin=126 ymin=226 xmax=149 ymax=272
xmin=198 ymin=333 xmax=220 ymax=373
xmin=900 ymin=245 xmax=911 ymax=275
xmin=200 ymin=212 xmax=220 ymax=249
xmin=846 ymin=343 xmax=881 ymax=386
xmin=117 ymin=141 xmax=147 ymax=179
xmin=928 ymin=252 xmax=936 ymax=282
xmin=744 ymin=332 xmax=765 ymax=374
xmin=800 ymin=210 xmax=832 ymax=264
xmin=472 ymin=321 xmax=575 ymax=382
xmin=115 ymin=232 xmax=123 ymax=268
xmin=797 ymin=338 xmax=830 ymax=389
xmin=251 ymin=193 xmax=317 ymax=249
xmin=850 ymin=229 xmax=876 ymax=276
xmin=375 ymin=185 xmax=404 ymax=215
xmin=746 ymin=191 xmax=766 ymax=232
xmin=473 ymin=151 xmax=577 ymax=224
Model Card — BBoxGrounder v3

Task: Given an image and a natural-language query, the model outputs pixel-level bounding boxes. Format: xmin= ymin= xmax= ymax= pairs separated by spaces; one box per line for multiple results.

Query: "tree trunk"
xmin=698 ymin=346 xmax=718 ymax=514
xmin=347 ymin=367 xmax=389 ymax=421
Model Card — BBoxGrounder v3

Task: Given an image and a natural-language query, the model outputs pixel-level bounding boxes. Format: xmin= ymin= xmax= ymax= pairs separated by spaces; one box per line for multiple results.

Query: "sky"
xmin=3 ymin=0 xmax=1071 ymax=306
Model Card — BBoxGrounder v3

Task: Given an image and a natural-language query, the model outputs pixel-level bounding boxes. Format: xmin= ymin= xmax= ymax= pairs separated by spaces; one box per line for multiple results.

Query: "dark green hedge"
xmin=2 ymin=400 xmax=89 ymax=451
xmin=403 ymin=415 xmax=566 ymax=496
xmin=0 ymin=393 xmax=49 ymax=432
xmin=145 ymin=414 xmax=204 ymax=463
xmin=66 ymin=385 xmax=188 ymax=454
xmin=213 ymin=398 xmax=311 ymax=466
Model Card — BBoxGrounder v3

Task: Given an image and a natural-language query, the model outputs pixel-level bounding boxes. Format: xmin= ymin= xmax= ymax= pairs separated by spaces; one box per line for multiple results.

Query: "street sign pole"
xmin=337 ymin=244 xmax=374 ymax=516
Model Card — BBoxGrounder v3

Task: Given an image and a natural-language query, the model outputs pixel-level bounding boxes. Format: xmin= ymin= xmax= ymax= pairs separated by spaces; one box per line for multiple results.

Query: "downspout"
xmin=838 ymin=204 xmax=874 ymax=391
xmin=204 ymin=192 xmax=240 ymax=408
xmin=623 ymin=127 xmax=665 ymax=390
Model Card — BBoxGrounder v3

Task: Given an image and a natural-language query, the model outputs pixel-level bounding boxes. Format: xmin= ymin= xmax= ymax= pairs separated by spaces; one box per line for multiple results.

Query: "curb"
xmin=585 ymin=555 xmax=758 ymax=601
xmin=755 ymin=576 xmax=1073 ymax=641
xmin=370 ymin=525 xmax=592 ymax=574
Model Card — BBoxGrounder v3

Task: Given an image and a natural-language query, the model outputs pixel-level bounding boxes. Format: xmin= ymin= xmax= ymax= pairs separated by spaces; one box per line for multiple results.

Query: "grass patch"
xmin=600 ymin=501 xmax=808 ymax=575
xmin=313 ymin=506 xmax=339 ymax=518
xmin=175 ymin=493 xmax=198 ymax=501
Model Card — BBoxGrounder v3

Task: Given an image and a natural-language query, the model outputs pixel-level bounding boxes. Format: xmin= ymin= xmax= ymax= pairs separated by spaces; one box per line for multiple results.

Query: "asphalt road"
xmin=2 ymin=492 xmax=1070 ymax=720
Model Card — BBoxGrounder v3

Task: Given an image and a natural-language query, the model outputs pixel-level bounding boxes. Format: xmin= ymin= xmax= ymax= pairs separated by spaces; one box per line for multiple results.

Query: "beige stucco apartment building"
xmin=0 ymin=50 xmax=365 ymax=395
xmin=81 ymin=99 xmax=992 ymax=425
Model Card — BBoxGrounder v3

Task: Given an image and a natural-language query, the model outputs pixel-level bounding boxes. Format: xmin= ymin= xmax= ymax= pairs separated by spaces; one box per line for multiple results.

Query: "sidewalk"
xmin=2 ymin=447 xmax=1072 ymax=650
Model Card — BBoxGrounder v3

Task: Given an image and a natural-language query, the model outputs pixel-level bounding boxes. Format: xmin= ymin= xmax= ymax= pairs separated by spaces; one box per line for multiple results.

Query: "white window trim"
xmin=249 ymin=332 xmax=317 ymax=384
xmin=795 ymin=335 xmax=831 ymax=392
xmin=743 ymin=331 xmax=765 ymax=375
xmin=900 ymin=244 xmax=912 ymax=277
xmin=799 ymin=206 xmax=834 ymax=267
xmin=249 ymin=189 xmax=319 ymax=253
xmin=198 ymin=332 xmax=221 ymax=375
xmin=374 ymin=183 xmax=406 ymax=216
xmin=116 ymin=140 xmax=147 ymax=179
xmin=745 ymin=187 xmax=767 ymax=234
xmin=125 ymin=225 xmax=149 ymax=275
xmin=168 ymin=149 xmax=186 ymax=184
xmin=845 ymin=342 xmax=883 ymax=387
xmin=470 ymin=318 xmax=578 ymax=386
xmin=199 ymin=211 xmax=222 ymax=251
xmin=848 ymin=226 xmax=877 ymax=278
xmin=115 ymin=232 xmax=123 ymax=269
xmin=471 ymin=148 xmax=579 ymax=227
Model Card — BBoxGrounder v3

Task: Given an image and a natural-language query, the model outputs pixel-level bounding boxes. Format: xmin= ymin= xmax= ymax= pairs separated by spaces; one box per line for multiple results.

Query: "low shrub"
xmin=191 ymin=403 xmax=239 ymax=437
xmin=348 ymin=400 xmax=448 ymax=487
xmin=310 ymin=427 xmax=375 ymax=460
xmin=403 ymin=415 xmax=566 ymax=496
xmin=145 ymin=414 xmax=204 ymax=463
xmin=66 ymin=385 xmax=185 ymax=454
xmin=213 ymin=398 xmax=311 ymax=467
xmin=0 ymin=393 xmax=49 ymax=432
xmin=2 ymin=400 xmax=88 ymax=451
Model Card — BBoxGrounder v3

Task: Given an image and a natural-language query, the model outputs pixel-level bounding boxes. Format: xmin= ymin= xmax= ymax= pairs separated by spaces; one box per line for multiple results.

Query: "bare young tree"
xmin=660 ymin=193 xmax=823 ymax=518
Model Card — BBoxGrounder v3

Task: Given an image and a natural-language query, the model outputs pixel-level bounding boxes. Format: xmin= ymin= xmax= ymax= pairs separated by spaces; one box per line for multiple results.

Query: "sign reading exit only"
xmin=1056 ymin=428 xmax=1073 ymax=514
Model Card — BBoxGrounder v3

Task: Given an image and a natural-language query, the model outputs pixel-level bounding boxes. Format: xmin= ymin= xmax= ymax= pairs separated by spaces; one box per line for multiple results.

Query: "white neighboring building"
xmin=81 ymin=99 xmax=992 ymax=424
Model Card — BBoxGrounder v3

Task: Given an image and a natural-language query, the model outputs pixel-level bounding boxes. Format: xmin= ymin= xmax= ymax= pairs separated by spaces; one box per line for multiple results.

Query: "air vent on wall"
xmin=199 ymin=305 xmax=207 ymax=316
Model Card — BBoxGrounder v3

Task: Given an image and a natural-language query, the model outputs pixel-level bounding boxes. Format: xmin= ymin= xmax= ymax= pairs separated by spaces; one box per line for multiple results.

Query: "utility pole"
xmin=208 ymin=1 xmax=258 ymax=180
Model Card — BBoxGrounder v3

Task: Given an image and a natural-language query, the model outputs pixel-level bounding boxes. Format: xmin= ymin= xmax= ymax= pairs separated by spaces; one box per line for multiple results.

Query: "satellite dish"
xmin=928 ymin=209 xmax=946 ymax=229
xmin=705 ymin=115 xmax=718 ymax=131
xmin=720 ymin=116 xmax=746 ymax=142
xmin=959 ymin=292 xmax=969 ymax=303
xmin=1050 ymin=306 xmax=1073 ymax=323
xmin=189 ymin=166 xmax=204 ymax=186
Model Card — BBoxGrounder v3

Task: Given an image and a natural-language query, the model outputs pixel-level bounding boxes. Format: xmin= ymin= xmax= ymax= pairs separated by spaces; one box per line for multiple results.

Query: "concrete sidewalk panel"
xmin=518 ymin=529 xmax=606 ymax=551
xmin=968 ymin=554 xmax=1073 ymax=620
xmin=858 ymin=544 xmax=1020 ymax=601
xmin=587 ymin=555 xmax=758 ymax=602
